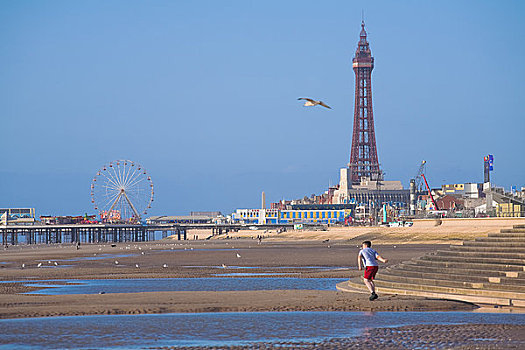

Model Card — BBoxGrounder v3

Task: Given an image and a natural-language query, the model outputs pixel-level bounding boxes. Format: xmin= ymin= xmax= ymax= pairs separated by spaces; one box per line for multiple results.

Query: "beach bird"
xmin=163 ymin=264 xmax=168 ymax=268
xmin=37 ymin=262 xmax=42 ymax=268
xmin=21 ymin=263 xmax=25 ymax=268
xmin=48 ymin=260 xmax=51 ymax=264
xmin=135 ymin=264 xmax=139 ymax=268
xmin=221 ymin=264 xmax=227 ymax=268
xmin=54 ymin=261 xmax=58 ymax=266
xmin=297 ymin=97 xmax=332 ymax=109
xmin=236 ymin=253 xmax=241 ymax=258
xmin=114 ymin=260 xmax=119 ymax=265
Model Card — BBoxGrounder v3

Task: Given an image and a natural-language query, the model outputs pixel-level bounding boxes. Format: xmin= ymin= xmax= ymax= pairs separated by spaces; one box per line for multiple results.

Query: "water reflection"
xmin=22 ymin=277 xmax=347 ymax=295
xmin=0 ymin=311 xmax=524 ymax=349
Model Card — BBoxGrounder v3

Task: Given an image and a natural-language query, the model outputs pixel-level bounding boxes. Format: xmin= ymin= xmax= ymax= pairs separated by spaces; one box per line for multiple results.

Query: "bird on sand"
xmin=162 ymin=264 xmax=168 ymax=268
xmin=297 ymin=98 xmax=332 ymax=109
xmin=37 ymin=262 xmax=42 ymax=268
xmin=236 ymin=253 xmax=241 ymax=258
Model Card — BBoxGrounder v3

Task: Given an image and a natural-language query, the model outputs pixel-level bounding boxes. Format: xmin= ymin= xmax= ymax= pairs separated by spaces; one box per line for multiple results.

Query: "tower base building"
xmin=332 ymin=167 xmax=408 ymax=205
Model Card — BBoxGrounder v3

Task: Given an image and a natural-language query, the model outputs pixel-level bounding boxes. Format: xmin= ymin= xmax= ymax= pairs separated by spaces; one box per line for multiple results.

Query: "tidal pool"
xmin=0 ymin=311 xmax=524 ymax=349
xmin=183 ymin=265 xmax=351 ymax=270
xmin=23 ymin=277 xmax=347 ymax=295
xmin=54 ymin=253 xmax=136 ymax=262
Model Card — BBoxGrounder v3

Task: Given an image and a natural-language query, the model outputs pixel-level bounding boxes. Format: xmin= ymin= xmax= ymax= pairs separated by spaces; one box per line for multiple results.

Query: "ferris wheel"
xmin=91 ymin=160 xmax=154 ymax=223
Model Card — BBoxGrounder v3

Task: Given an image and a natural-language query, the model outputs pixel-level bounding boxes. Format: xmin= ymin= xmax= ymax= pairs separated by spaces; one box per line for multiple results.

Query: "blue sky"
xmin=1 ymin=0 xmax=524 ymax=216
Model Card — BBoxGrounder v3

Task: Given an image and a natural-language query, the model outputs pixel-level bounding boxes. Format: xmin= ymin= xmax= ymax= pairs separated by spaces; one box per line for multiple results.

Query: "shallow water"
xmin=184 ymin=265 xmax=352 ymax=270
xmin=23 ymin=277 xmax=347 ymax=295
xmin=53 ymin=253 xmax=136 ymax=262
xmin=212 ymin=272 xmax=296 ymax=276
xmin=0 ymin=311 xmax=524 ymax=349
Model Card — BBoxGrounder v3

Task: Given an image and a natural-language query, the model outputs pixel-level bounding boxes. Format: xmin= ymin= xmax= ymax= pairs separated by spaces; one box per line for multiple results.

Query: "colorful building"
xmin=0 ymin=208 xmax=36 ymax=223
xmin=232 ymin=208 xmax=350 ymax=225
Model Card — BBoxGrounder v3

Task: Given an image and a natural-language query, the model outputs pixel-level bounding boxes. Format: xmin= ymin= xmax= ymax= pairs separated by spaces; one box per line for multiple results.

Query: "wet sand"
xmin=156 ymin=324 xmax=525 ymax=349
xmin=0 ymin=239 xmax=476 ymax=318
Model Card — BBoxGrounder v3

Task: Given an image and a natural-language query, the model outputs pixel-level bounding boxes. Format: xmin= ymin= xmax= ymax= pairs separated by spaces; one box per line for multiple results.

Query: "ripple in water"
xmin=0 ymin=311 xmax=524 ymax=349
xmin=22 ymin=277 xmax=347 ymax=295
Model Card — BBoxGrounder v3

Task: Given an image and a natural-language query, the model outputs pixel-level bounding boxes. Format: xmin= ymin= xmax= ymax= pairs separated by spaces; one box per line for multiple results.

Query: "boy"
xmin=358 ymin=240 xmax=388 ymax=301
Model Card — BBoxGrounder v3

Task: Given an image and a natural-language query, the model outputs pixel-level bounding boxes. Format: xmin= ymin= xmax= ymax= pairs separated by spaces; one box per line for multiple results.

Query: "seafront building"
xmin=0 ymin=208 xmax=35 ymax=224
xmin=231 ymin=208 xmax=351 ymax=225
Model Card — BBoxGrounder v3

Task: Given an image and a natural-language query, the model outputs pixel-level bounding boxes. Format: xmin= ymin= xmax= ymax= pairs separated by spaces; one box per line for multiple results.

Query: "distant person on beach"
xmin=358 ymin=240 xmax=388 ymax=301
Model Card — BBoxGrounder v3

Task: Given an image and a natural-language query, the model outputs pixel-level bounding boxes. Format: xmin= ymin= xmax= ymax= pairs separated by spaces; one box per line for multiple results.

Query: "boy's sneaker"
xmin=369 ymin=293 xmax=378 ymax=301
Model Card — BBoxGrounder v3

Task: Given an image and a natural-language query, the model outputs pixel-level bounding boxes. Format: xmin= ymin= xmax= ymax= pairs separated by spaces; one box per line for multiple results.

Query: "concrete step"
xmin=336 ymin=279 xmax=525 ymax=307
xmin=418 ymin=256 xmax=525 ymax=269
xmin=488 ymin=232 xmax=525 ymax=238
xmin=389 ymin=267 xmax=525 ymax=287
xmin=463 ymin=241 xmax=525 ymax=247
xmin=435 ymin=250 xmax=525 ymax=260
xmin=373 ymin=278 xmax=525 ymax=301
xmin=426 ymin=250 xmax=525 ymax=265
xmin=393 ymin=262 xmax=515 ymax=278
xmin=385 ymin=265 xmax=521 ymax=282
xmin=501 ymin=228 xmax=525 ymax=233
xmin=474 ymin=237 xmax=525 ymax=243
xmin=450 ymin=245 xmax=525 ymax=253
xmin=378 ymin=272 xmax=525 ymax=293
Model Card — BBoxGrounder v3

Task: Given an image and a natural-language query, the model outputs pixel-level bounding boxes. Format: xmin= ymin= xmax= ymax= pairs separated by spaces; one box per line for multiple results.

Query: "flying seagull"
xmin=297 ymin=98 xmax=332 ymax=109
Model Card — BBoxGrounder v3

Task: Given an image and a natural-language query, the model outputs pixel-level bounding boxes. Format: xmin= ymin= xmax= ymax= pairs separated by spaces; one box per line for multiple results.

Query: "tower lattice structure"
xmin=349 ymin=21 xmax=382 ymax=184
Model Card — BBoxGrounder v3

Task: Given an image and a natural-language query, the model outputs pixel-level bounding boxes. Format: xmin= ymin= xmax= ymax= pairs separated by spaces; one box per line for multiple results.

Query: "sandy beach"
xmin=1 ymin=218 xmax=525 ymax=349
xmin=0 ymin=238 xmax=477 ymax=319
xmin=2 ymin=218 xmax=525 ymax=319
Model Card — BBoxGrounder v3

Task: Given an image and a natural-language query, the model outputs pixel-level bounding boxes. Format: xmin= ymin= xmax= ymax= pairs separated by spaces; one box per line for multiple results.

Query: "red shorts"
xmin=364 ymin=266 xmax=379 ymax=280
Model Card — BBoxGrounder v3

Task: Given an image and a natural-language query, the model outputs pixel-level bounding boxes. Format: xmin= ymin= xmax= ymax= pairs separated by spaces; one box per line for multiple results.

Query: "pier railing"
xmin=0 ymin=222 xmax=310 ymax=246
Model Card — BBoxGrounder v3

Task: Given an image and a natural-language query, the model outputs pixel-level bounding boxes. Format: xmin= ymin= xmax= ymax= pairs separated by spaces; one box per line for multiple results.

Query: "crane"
xmin=415 ymin=160 xmax=439 ymax=211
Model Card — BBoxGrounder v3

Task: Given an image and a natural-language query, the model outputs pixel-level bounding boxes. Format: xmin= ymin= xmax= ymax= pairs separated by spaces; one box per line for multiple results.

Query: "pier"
xmin=0 ymin=223 xmax=304 ymax=246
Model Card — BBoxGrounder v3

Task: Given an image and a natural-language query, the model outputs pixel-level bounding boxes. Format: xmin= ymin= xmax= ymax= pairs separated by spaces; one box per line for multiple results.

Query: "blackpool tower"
xmin=348 ymin=21 xmax=382 ymax=184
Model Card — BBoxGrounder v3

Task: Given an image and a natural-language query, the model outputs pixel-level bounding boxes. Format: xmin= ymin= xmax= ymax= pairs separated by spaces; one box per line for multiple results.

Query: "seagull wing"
xmin=298 ymin=98 xmax=314 ymax=102
xmin=319 ymin=101 xmax=332 ymax=109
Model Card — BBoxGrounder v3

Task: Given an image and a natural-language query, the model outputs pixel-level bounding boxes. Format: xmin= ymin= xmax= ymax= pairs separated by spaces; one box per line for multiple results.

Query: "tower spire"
xmin=348 ymin=21 xmax=382 ymax=184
